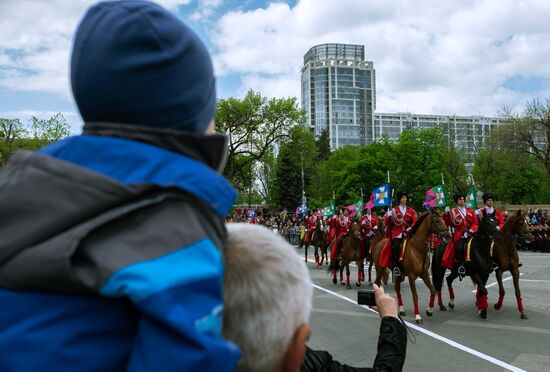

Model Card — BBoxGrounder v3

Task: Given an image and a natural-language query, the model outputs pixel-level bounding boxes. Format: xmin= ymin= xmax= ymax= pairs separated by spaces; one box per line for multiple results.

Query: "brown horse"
xmin=330 ymin=221 xmax=363 ymax=288
xmin=310 ymin=220 xmax=328 ymax=266
xmin=375 ymin=209 xmax=450 ymax=324
xmin=366 ymin=219 xmax=388 ymax=286
xmin=493 ymin=210 xmax=533 ymax=319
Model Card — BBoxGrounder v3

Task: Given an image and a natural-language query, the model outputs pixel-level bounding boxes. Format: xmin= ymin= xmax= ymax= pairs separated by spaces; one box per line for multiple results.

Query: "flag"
xmin=373 ymin=184 xmax=391 ymax=207
xmin=354 ymin=197 xmax=364 ymax=213
xmin=345 ymin=204 xmax=356 ymax=218
xmin=466 ymin=186 xmax=477 ymax=209
xmin=423 ymin=185 xmax=448 ymax=209
xmin=321 ymin=204 xmax=335 ymax=217
xmin=295 ymin=203 xmax=308 ymax=215
xmin=365 ymin=192 xmax=375 ymax=209
xmin=246 ymin=209 xmax=257 ymax=218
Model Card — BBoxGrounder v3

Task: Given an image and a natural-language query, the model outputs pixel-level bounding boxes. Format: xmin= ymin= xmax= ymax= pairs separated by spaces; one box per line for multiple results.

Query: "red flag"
xmin=365 ymin=192 xmax=375 ymax=209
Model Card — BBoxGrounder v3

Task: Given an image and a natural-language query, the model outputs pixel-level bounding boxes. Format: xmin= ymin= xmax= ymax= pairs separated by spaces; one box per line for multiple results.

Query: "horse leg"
xmin=356 ymin=260 xmax=363 ymax=287
xmin=395 ymin=276 xmax=406 ymax=316
xmin=340 ymin=265 xmax=345 ymax=286
xmin=446 ymin=271 xmax=458 ymax=309
xmin=368 ymin=259 xmax=372 ymax=285
xmin=420 ymin=272 xmax=436 ymax=317
xmin=304 ymin=244 xmax=308 ymax=263
xmin=314 ymin=245 xmax=320 ymax=266
xmin=408 ymin=274 xmax=423 ymax=324
xmin=511 ymin=267 xmax=527 ymax=319
xmin=472 ymin=273 xmax=488 ymax=319
xmin=437 ymin=290 xmax=446 ymax=311
xmin=494 ymin=268 xmax=505 ymax=310
xmin=346 ymin=265 xmax=351 ymax=289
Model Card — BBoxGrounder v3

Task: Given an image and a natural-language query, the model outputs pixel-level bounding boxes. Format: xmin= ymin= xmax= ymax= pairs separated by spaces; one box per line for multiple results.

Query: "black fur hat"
xmin=453 ymin=192 xmax=466 ymax=203
xmin=482 ymin=193 xmax=494 ymax=203
xmin=396 ymin=191 xmax=408 ymax=201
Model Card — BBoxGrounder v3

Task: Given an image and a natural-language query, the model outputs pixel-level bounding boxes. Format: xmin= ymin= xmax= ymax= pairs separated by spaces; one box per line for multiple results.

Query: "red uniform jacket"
xmin=442 ymin=207 xmax=478 ymax=269
xmin=443 ymin=207 xmax=478 ymax=243
xmin=477 ymin=207 xmax=505 ymax=230
xmin=385 ymin=206 xmax=417 ymax=240
xmin=361 ymin=214 xmax=379 ymax=237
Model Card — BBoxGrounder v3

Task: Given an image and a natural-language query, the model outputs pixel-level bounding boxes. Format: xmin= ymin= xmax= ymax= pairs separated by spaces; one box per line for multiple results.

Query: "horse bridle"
xmin=429 ymin=214 xmax=450 ymax=242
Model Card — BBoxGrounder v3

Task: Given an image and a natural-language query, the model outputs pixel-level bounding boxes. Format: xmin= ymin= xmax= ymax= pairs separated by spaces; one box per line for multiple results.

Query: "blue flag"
xmin=295 ymin=203 xmax=308 ymax=215
xmin=246 ymin=209 xmax=257 ymax=218
xmin=373 ymin=183 xmax=391 ymax=207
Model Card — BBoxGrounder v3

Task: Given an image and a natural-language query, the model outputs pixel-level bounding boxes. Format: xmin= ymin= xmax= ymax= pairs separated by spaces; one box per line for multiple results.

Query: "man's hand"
xmin=444 ymin=206 xmax=450 ymax=214
xmin=373 ymin=284 xmax=398 ymax=319
xmin=386 ymin=210 xmax=393 ymax=217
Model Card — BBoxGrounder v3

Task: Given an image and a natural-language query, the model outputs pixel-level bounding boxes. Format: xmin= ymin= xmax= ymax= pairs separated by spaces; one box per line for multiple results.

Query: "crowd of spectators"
xmin=526 ymin=209 xmax=550 ymax=253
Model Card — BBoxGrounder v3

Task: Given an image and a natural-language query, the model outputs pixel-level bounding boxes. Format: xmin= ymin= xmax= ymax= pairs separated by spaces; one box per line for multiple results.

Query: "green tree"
xmin=442 ymin=143 xmax=469 ymax=195
xmin=0 ymin=118 xmax=25 ymax=166
xmin=30 ymin=113 xmax=71 ymax=147
xmin=274 ymin=125 xmax=317 ymax=209
xmin=498 ymin=98 xmax=550 ymax=174
xmin=316 ymin=128 xmax=331 ymax=161
xmin=473 ymin=149 xmax=548 ymax=204
xmin=215 ymin=90 xmax=304 ymax=195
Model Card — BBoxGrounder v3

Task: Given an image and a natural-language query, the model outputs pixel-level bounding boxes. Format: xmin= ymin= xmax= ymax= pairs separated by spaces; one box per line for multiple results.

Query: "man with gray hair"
xmin=223 ymin=223 xmax=407 ymax=372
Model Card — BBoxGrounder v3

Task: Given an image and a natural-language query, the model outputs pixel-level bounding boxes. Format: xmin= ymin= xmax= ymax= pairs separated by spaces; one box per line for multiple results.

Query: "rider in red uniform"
xmin=329 ymin=208 xmax=351 ymax=261
xmin=381 ymin=192 xmax=417 ymax=277
xmin=360 ymin=207 xmax=378 ymax=257
xmin=442 ymin=192 xmax=478 ymax=274
xmin=326 ymin=214 xmax=338 ymax=246
xmin=304 ymin=211 xmax=318 ymax=244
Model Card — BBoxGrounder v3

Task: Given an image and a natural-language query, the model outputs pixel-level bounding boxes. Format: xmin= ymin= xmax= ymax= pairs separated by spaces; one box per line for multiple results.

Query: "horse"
xmin=329 ymin=221 xmax=363 ymax=288
xmin=384 ymin=209 xmax=450 ymax=324
xmin=493 ymin=210 xmax=534 ymax=319
xmin=366 ymin=218 xmax=388 ymax=286
xmin=310 ymin=220 xmax=328 ymax=266
xmin=432 ymin=212 xmax=497 ymax=319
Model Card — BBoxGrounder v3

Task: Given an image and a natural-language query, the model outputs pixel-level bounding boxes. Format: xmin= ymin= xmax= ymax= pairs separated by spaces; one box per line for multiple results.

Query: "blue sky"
xmin=1 ymin=0 xmax=550 ymax=133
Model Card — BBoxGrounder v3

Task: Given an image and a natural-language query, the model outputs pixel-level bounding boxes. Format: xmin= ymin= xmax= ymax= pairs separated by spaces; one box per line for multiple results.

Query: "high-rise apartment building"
xmin=301 ymin=43 xmax=376 ymax=148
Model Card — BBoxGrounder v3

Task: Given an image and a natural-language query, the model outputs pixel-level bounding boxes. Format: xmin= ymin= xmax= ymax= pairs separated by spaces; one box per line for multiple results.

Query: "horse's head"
xmin=351 ymin=221 xmax=362 ymax=240
xmin=429 ymin=208 xmax=451 ymax=242
xmin=508 ymin=210 xmax=534 ymax=247
xmin=479 ymin=211 xmax=498 ymax=240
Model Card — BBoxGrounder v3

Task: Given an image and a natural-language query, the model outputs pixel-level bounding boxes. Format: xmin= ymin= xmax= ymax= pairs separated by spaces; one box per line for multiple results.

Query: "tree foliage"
xmin=215 ymin=90 xmax=304 ymax=196
xmin=497 ymin=98 xmax=550 ymax=174
xmin=0 ymin=113 xmax=71 ymax=167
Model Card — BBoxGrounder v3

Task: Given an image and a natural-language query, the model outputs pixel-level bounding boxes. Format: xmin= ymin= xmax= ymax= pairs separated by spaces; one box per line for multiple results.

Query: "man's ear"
xmin=281 ymin=324 xmax=310 ymax=372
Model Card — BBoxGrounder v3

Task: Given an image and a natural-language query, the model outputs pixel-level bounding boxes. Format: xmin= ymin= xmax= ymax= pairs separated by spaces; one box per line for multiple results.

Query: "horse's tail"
xmin=431 ymin=242 xmax=446 ymax=292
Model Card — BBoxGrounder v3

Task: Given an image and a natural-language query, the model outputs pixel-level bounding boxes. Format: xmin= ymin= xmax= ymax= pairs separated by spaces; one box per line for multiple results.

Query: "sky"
xmin=1 ymin=0 xmax=550 ymax=133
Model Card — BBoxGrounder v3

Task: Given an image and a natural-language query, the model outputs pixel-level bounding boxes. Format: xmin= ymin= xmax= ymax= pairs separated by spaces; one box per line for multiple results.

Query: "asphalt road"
xmin=297 ymin=247 xmax=550 ymax=372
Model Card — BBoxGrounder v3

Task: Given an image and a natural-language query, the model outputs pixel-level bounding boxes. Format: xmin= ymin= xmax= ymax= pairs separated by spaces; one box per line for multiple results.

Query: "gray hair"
xmin=223 ymin=223 xmax=313 ymax=372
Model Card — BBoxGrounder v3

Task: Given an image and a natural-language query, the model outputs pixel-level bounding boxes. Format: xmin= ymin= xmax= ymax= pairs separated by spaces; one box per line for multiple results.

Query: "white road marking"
xmin=471 ymin=273 xmax=523 ymax=293
xmin=519 ymin=279 xmax=550 ymax=283
xmin=312 ymin=283 xmax=526 ymax=372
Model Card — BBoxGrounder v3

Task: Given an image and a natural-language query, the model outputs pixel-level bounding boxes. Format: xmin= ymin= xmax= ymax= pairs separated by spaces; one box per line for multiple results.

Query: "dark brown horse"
xmin=432 ymin=212 xmax=497 ymax=319
xmin=330 ymin=221 xmax=363 ymax=288
xmin=310 ymin=220 xmax=328 ymax=266
xmin=493 ymin=210 xmax=533 ymax=319
xmin=366 ymin=218 xmax=388 ymax=286
xmin=394 ymin=209 xmax=450 ymax=323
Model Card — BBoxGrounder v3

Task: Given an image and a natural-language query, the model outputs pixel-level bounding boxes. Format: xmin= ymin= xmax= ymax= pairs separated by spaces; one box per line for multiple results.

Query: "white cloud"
xmin=0 ymin=0 xmax=190 ymax=98
xmin=210 ymin=0 xmax=550 ymax=115
xmin=190 ymin=0 xmax=223 ymax=21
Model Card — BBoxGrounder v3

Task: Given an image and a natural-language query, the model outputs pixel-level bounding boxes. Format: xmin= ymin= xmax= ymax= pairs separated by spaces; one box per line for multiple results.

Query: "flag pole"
xmin=441 ymin=172 xmax=445 ymax=186
xmin=387 ymin=170 xmax=390 ymax=184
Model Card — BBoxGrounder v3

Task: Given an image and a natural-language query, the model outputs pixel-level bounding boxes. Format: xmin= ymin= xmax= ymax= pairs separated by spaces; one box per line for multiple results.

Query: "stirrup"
xmin=392 ymin=267 xmax=401 ymax=277
xmin=458 ymin=265 xmax=466 ymax=275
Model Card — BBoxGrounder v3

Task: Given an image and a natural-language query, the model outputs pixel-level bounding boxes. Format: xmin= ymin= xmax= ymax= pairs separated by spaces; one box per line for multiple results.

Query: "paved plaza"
xmin=297 ymin=248 xmax=550 ymax=372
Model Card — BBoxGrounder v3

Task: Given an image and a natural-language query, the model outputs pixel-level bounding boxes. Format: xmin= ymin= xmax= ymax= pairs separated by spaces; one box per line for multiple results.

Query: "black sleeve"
xmin=371 ymin=317 xmax=407 ymax=371
xmin=301 ymin=317 xmax=407 ymax=372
